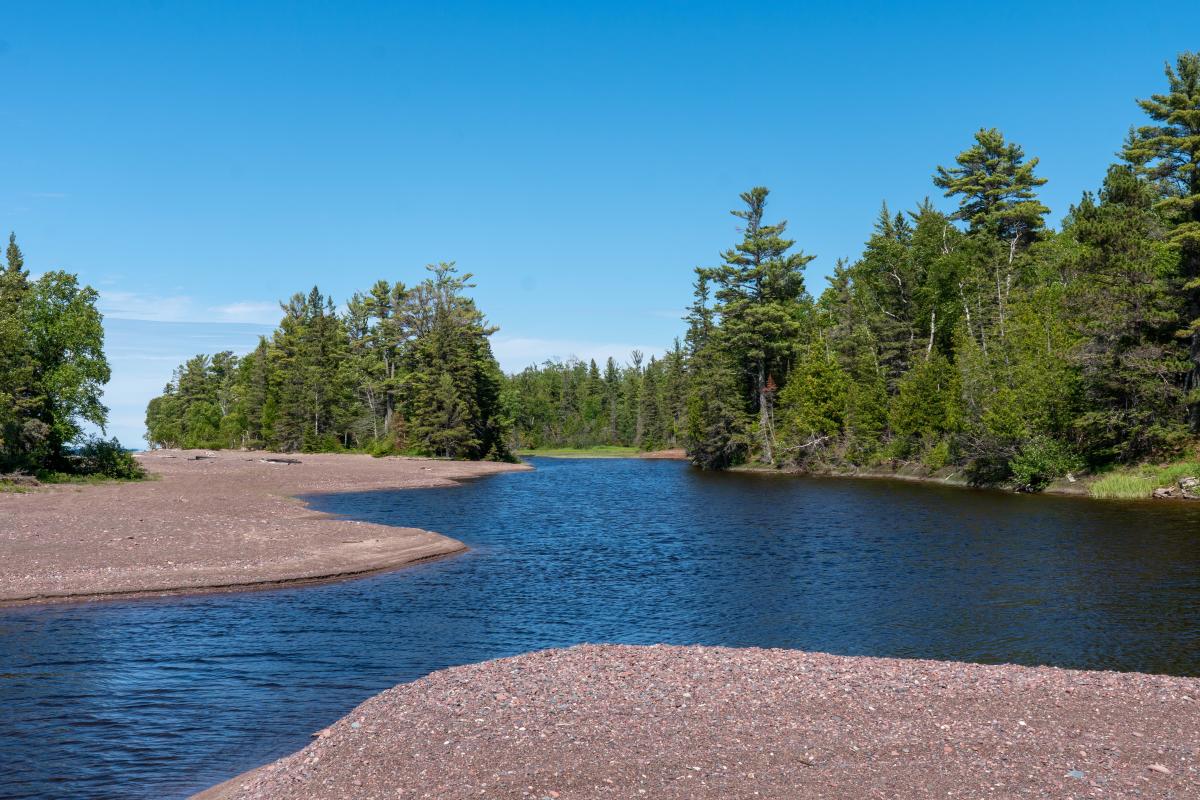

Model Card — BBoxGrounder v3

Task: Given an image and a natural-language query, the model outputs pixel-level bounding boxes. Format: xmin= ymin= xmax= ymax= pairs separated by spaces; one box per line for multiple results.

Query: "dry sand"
xmin=0 ymin=449 xmax=528 ymax=605
xmin=196 ymin=644 xmax=1199 ymax=799
xmin=638 ymin=448 xmax=688 ymax=460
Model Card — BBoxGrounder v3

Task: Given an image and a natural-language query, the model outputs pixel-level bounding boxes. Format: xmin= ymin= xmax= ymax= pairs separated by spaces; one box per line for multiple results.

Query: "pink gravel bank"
xmin=0 ymin=450 xmax=528 ymax=605
xmin=197 ymin=644 xmax=1199 ymax=799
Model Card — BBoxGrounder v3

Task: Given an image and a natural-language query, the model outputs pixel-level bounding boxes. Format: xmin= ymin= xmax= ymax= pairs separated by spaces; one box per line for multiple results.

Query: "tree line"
xmin=508 ymin=51 xmax=1200 ymax=488
xmin=144 ymin=263 xmax=512 ymax=460
xmin=503 ymin=346 xmax=688 ymax=451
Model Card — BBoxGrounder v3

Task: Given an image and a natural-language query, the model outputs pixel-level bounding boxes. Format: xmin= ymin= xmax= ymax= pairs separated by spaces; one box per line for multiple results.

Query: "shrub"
xmin=921 ymin=438 xmax=952 ymax=472
xmin=1009 ymin=436 xmax=1083 ymax=491
xmin=75 ymin=437 xmax=146 ymax=480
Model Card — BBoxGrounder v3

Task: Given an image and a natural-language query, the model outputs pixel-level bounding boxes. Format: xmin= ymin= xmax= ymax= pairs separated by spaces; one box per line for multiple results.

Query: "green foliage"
xmin=775 ymin=340 xmax=848 ymax=466
xmin=145 ymin=263 xmax=513 ymax=462
xmin=0 ymin=236 xmax=122 ymax=478
xmin=1067 ymin=166 xmax=1190 ymax=460
xmin=73 ymin=437 xmax=147 ymax=480
xmin=684 ymin=344 xmax=750 ymax=470
xmin=515 ymin=445 xmax=641 ymax=457
xmin=705 ymin=187 xmax=814 ymax=463
xmin=504 ymin=346 xmax=688 ymax=454
xmin=1121 ymin=51 xmax=1200 ymax=429
xmin=888 ymin=353 xmax=960 ymax=458
xmin=131 ymin=49 xmax=1200 ymax=489
xmin=501 ymin=59 xmax=1200 ymax=485
xmin=934 ymin=128 xmax=1049 ymax=245
xmin=1008 ymin=436 xmax=1083 ymax=492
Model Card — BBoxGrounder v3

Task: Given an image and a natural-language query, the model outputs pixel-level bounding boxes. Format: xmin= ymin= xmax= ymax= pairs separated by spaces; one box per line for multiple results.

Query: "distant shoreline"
xmin=0 ymin=450 xmax=529 ymax=606
xmin=517 ymin=447 xmax=688 ymax=460
xmin=514 ymin=447 xmax=1200 ymax=501
xmin=730 ymin=461 xmax=1095 ymax=498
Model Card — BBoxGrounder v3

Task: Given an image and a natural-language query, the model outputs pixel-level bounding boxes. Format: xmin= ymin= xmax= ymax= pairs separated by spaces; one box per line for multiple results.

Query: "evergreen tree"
xmin=775 ymin=339 xmax=850 ymax=467
xmin=1122 ymin=51 xmax=1200 ymax=428
xmin=934 ymin=129 xmax=1049 ymax=348
xmin=1068 ymin=166 xmax=1189 ymax=459
xmin=684 ymin=342 xmax=749 ymax=469
xmin=707 ymin=187 xmax=814 ymax=463
xmin=0 ymin=234 xmax=33 ymax=469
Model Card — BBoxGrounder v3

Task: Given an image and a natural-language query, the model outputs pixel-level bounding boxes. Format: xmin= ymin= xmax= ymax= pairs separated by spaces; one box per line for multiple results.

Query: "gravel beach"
xmin=197 ymin=644 xmax=1199 ymax=799
xmin=0 ymin=450 xmax=527 ymax=605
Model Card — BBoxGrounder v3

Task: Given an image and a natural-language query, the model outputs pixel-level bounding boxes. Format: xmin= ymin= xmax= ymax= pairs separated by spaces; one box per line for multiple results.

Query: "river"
xmin=1 ymin=457 xmax=1198 ymax=798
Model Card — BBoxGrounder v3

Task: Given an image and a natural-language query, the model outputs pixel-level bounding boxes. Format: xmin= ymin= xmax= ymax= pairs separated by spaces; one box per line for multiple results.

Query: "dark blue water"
xmin=2 ymin=458 xmax=1199 ymax=799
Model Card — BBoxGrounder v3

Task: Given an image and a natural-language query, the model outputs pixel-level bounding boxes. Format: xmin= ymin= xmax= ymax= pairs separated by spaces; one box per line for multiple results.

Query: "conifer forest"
xmin=128 ymin=51 xmax=1200 ymax=489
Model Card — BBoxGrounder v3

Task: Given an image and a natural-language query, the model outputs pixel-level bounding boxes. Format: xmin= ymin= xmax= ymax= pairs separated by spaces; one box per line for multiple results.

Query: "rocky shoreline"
xmin=195 ymin=644 xmax=1199 ymax=799
xmin=0 ymin=450 xmax=528 ymax=605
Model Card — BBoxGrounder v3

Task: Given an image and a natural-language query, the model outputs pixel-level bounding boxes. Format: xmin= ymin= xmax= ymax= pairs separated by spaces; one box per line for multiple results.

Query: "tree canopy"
xmin=0 ymin=236 xmax=134 ymax=477
xmin=145 ymin=263 xmax=513 ymax=461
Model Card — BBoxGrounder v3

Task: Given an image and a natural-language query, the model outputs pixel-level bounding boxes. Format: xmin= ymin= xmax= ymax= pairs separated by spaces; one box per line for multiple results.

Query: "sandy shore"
xmin=638 ymin=448 xmax=688 ymax=460
xmin=0 ymin=450 xmax=528 ymax=605
xmin=195 ymin=644 xmax=1199 ymax=799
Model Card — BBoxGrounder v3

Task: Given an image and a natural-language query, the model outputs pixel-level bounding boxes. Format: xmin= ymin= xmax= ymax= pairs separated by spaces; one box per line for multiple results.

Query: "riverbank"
xmin=731 ymin=460 xmax=1101 ymax=497
xmin=196 ymin=643 xmax=1199 ymax=799
xmin=0 ymin=450 xmax=528 ymax=605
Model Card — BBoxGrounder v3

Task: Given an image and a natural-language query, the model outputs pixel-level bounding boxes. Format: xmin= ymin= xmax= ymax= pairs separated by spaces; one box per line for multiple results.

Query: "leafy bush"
xmin=921 ymin=438 xmax=952 ymax=472
xmin=1009 ymin=436 xmax=1083 ymax=492
xmin=74 ymin=437 xmax=146 ymax=479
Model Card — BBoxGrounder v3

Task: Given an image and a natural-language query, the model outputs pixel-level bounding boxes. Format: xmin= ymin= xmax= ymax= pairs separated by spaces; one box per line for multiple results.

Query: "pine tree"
xmin=708 ymin=187 xmax=814 ymax=463
xmin=405 ymin=264 xmax=509 ymax=460
xmin=1122 ymin=51 xmax=1200 ymax=428
xmin=684 ymin=342 xmax=749 ymax=469
xmin=934 ymin=129 xmax=1049 ymax=348
xmin=0 ymin=234 xmax=33 ymax=469
xmin=775 ymin=339 xmax=850 ymax=467
xmin=1068 ymin=165 xmax=1190 ymax=459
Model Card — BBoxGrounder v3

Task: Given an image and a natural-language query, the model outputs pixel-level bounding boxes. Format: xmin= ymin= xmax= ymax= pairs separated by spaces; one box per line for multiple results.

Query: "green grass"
xmin=1090 ymin=460 xmax=1200 ymax=499
xmin=516 ymin=445 xmax=641 ymax=458
xmin=0 ymin=480 xmax=33 ymax=493
xmin=34 ymin=471 xmax=157 ymax=486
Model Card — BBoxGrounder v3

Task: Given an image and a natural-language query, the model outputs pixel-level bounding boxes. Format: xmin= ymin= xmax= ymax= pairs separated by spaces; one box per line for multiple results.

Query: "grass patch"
xmin=1090 ymin=460 xmax=1200 ymax=499
xmin=0 ymin=480 xmax=33 ymax=493
xmin=34 ymin=471 xmax=158 ymax=486
xmin=516 ymin=445 xmax=641 ymax=458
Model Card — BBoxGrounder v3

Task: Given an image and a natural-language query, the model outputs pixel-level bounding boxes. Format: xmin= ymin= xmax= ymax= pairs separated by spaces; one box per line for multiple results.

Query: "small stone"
xmin=1066 ymin=770 xmax=1085 ymax=780
xmin=1147 ymin=763 xmax=1171 ymax=775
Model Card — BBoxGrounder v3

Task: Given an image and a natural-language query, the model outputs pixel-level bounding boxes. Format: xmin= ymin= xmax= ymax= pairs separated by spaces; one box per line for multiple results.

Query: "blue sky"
xmin=2 ymin=1 xmax=1193 ymax=446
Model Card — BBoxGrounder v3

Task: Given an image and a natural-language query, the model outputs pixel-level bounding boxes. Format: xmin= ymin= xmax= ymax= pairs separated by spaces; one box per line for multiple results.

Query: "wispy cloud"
xmin=99 ymin=291 xmax=194 ymax=322
xmin=208 ymin=301 xmax=281 ymax=324
xmin=99 ymin=290 xmax=281 ymax=325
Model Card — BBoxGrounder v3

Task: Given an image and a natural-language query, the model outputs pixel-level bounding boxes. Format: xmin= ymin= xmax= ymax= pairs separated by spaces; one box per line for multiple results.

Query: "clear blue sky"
xmin=2 ymin=1 xmax=1193 ymax=446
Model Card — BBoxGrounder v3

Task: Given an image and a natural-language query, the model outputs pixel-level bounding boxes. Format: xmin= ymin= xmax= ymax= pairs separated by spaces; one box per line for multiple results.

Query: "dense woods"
xmin=509 ymin=52 xmax=1200 ymax=486
xmin=145 ymin=264 xmax=512 ymax=461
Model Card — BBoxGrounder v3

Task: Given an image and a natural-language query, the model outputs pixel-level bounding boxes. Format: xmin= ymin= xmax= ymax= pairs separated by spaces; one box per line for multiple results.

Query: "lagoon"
xmin=2 ymin=457 xmax=1198 ymax=799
